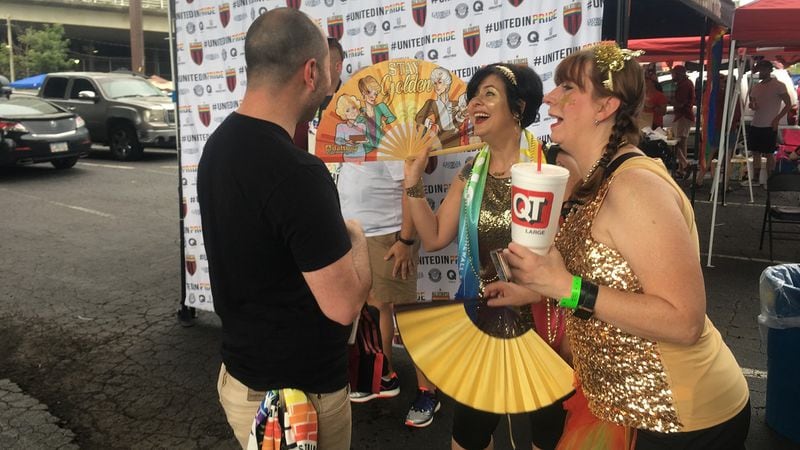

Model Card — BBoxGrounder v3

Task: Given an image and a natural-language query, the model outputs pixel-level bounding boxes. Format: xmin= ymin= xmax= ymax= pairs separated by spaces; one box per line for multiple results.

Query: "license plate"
xmin=50 ymin=142 xmax=68 ymax=153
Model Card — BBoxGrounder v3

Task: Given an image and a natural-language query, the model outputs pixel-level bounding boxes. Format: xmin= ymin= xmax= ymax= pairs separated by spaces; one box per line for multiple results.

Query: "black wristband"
xmin=395 ymin=231 xmax=415 ymax=246
xmin=573 ymin=280 xmax=599 ymax=320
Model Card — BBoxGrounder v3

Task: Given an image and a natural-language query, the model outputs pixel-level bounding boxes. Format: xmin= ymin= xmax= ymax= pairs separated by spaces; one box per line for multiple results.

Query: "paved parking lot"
xmin=0 ymin=147 xmax=798 ymax=449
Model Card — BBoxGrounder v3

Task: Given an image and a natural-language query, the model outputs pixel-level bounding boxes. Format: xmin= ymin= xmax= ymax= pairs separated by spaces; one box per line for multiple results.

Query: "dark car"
xmin=0 ymin=95 xmax=91 ymax=169
xmin=40 ymin=72 xmax=176 ymax=161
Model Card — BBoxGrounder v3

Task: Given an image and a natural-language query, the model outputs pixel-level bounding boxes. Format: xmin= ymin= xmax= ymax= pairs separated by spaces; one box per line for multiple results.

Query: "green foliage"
xmin=0 ymin=45 xmax=10 ymax=80
xmin=1 ymin=24 xmax=74 ymax=80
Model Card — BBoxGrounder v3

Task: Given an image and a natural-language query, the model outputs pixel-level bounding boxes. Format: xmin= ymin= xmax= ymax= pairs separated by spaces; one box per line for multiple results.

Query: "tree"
xmin=0 ymin=42 xmax=11 ymax=81
xmin=0 ymin=24 xmax=74 ymax=80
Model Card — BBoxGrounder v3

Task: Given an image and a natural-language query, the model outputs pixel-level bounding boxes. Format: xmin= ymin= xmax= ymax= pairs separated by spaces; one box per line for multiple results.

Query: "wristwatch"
xmin=395 ymin=231 xmax=415 ymax=246
xmin=573 ymin=281 xmax=599 ymax=320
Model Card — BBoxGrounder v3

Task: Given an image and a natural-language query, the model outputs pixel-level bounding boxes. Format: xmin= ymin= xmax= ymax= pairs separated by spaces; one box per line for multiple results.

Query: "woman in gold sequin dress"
xmin=404 ymin=63 xmax=573 ymax=450
xmin=485 ymin=43 xmax=751 ymax=450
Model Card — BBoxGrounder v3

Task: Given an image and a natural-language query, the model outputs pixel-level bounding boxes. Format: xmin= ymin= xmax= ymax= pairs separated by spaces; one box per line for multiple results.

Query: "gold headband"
xmin=494 ymin=65 xmax=517 ymax=86
xmin=593 ymin=42 xmax=644 ymax=91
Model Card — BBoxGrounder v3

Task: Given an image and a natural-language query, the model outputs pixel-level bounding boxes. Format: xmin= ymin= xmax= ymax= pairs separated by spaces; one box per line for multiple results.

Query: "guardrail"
xmin=80 ymin=0 xmax=167 ymax=9
xmin=34 ymin=0 xmax=169 ymax=11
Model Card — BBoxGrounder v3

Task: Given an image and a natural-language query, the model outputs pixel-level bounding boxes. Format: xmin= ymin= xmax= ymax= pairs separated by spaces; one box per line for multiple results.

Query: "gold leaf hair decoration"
xmin=495 ymin=65 xmax=517 ymax=86
xmin=593 ymin=42 xmax=645 ymax=91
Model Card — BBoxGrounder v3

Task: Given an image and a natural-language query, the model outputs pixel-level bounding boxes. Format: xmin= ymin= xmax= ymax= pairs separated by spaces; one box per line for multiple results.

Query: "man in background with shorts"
xmin=338 ymin=158 xmax=441 ymax=428
xmin=748 ymin=59 xmax=792 ymax=183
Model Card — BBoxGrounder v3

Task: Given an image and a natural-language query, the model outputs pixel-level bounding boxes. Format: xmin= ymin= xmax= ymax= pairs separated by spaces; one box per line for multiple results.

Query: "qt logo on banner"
xmin=511 ymin=187 xmax=553 ymax=229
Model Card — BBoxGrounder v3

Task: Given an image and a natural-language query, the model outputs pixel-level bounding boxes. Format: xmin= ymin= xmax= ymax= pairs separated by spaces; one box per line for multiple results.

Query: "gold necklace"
xmin=581 ymin=140 xmax=629 ymax=185
xmin=581 ymin=158 xmax=603 ymax=185
xmin=544 ymin=299 xmax=562 ymax=345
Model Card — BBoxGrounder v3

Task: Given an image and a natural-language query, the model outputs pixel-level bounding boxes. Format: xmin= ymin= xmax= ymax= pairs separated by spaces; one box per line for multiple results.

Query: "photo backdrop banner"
xmin=174 ymin=0 xmax=604 ymax=311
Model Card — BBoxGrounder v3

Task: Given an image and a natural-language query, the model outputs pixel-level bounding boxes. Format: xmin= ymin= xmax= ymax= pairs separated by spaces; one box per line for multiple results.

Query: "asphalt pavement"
xmin=0 ymin=148 xmax=798 ymax=449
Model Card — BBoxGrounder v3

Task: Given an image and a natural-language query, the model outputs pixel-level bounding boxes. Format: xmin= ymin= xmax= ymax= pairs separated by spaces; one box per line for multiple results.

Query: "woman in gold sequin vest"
xmin=405 ymin=63 xmax=574 ymax=450
xmin=485 ymin=43 xmax=750 ymax=450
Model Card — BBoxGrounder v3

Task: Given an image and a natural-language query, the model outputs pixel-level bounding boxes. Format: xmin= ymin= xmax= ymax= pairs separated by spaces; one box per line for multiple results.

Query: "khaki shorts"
xmin=367 ymin=233 xmax=419 ymax=304
xmin=674 ymin=117 xmax=692 ymax=138
xmin=216 ymin=364 xmax=351 ymax=449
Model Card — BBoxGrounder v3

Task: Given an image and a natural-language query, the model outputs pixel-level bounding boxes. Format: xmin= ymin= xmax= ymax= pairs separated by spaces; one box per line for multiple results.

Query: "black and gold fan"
xmin=395 ymin=299 xmax=574 ymax=414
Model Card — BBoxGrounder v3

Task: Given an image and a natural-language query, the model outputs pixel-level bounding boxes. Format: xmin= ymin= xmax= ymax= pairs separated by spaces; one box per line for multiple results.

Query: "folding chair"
xmin=775 ymin=128 xmax=800 ymax=174
xmin=760 ymin=173 xmax=800 ymax=260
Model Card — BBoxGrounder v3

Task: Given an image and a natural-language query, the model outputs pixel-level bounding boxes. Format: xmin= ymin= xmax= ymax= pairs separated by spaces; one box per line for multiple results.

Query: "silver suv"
xmin=40 ymin=72 xmax=176 ymax=160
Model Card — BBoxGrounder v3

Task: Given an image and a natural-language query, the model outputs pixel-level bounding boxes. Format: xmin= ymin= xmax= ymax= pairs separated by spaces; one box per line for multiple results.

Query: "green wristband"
xmin=559 ymin=276 xmax=582 ymax=309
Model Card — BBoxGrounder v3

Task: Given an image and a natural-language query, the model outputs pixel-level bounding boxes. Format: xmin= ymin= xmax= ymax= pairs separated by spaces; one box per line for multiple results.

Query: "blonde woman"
xmin=356 ymin=75 xmax=396 ymax=152
xmin=334 ymin=95 xmax=368 ymax=161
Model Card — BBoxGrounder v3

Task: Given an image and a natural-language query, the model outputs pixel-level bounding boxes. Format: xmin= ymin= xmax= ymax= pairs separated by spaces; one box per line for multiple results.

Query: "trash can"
xmin=759 ymin=264 xmax=800 ymax=444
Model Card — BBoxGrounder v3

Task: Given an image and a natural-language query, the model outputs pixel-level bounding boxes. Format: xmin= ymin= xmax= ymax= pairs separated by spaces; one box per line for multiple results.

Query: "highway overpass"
xmin=2 ymin=0 xmax=171 ymax=78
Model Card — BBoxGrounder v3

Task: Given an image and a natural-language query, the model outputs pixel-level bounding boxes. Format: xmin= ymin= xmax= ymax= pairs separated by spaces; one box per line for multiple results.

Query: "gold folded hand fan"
xmin=395 ymin=299 xmax=574 ymax=414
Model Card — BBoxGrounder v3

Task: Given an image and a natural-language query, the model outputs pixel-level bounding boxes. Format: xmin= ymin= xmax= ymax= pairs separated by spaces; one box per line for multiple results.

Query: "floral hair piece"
xmin=494 ymin=65 xmax=517 ymax=86
xmin=593 ymin=42 xmax=645 ymax=90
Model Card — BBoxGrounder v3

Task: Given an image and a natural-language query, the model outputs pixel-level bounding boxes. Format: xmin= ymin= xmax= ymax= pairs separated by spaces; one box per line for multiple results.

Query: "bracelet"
xmin=395 ymin=231 xmax=415 ymax=246
xmin=558 ymin=276 xmax=582 ymax=309
xmin=573 ymin=281 xmax=599 ymax=320
xmin=405 ymin=178 xmax=424 ymax=198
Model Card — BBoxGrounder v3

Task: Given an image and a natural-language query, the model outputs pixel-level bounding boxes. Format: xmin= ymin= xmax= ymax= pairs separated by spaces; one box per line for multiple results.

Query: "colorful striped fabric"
xmin=700 ymin=25 xmax=728 ymax=170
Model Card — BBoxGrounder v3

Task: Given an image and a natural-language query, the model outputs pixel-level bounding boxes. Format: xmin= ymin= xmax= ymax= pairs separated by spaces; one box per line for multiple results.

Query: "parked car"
xmin=0 ymin=95 xmax=91 ymax=169
xmin=39 ymin=72 xmax=176 ymax=161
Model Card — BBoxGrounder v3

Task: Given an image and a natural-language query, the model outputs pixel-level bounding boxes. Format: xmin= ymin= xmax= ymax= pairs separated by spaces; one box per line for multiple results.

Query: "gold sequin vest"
xmin=555 ymin=175 xmax=682 ymax=433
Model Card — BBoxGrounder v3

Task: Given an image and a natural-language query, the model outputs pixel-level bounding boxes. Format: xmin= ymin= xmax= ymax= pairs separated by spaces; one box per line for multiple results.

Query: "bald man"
xmin=197 ymin=8 xmax=371 ymax=449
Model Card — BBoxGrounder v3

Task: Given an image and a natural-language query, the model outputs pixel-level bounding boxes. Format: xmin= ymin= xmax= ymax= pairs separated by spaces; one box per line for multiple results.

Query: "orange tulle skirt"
xmin=556 ymin=381 xmax=634 ymax=450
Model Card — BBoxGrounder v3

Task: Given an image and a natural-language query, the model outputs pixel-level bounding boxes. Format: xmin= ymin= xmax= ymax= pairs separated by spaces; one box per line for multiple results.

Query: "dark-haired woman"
xmin=405 ymin=63 xmax=574 ymax=450
xmin=485 ymin=43 xmax=750 ymax=449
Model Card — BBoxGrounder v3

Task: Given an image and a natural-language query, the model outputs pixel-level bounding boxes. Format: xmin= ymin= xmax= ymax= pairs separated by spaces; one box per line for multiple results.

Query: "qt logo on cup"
xmin=512 ymin=187 xmax=554 ymax=230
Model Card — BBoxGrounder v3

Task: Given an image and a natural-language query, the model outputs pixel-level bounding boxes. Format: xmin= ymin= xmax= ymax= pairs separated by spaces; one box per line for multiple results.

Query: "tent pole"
xmin=170 ymin=0 xmax=195 ymax=325
xmin=741 ymin=53 xmax=755 ymax=203
xmin=615 ymin=0 xmax=630 ymax=47
xmin=694 ymin=19 xmax=707 ymax=175
xmin=706 ymin=38 xmax=737 ymax=268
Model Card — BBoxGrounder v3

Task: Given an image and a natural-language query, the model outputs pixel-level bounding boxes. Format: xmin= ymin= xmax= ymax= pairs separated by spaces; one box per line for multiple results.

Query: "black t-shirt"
xmin=197 ymin=112 xmax=352 ymax=393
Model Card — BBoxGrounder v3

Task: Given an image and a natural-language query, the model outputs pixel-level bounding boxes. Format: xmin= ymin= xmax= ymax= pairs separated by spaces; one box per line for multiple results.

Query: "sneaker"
xmin=404 ymin=389 xmax=441 ymax=428
xmin=349 ymin=373 xmax=401 ymax=403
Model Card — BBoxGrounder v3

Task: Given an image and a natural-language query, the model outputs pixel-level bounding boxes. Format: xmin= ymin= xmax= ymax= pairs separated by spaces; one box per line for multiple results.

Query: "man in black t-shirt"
xmin=197 ymin=8 xmax=371 ymax=449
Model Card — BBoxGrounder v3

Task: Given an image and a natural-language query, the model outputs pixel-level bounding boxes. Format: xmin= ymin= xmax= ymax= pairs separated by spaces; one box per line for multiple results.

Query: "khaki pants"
xmin=216 ymin=364 xmax=351 ymax=449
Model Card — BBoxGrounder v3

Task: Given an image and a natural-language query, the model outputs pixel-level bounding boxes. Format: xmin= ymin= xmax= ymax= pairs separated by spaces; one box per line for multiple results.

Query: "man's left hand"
xmin=385 ymin=241 xmax=414 ymax=280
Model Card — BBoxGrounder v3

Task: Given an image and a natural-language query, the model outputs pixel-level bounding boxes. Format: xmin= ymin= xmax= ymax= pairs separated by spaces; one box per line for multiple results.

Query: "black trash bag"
xmin=640 ymin=136 xmax=677 ymax=173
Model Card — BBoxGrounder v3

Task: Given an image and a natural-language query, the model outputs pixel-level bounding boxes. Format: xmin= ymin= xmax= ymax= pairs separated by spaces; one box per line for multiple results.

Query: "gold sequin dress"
xmin=554 ymin=157 xmax=749 ymax=433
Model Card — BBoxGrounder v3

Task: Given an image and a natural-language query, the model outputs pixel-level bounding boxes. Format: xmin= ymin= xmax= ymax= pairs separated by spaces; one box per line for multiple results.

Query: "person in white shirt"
xmin=337 ymin=159 xmax=442 ymax=427
xmin=748 ymin=59 xmax=792 ymax=180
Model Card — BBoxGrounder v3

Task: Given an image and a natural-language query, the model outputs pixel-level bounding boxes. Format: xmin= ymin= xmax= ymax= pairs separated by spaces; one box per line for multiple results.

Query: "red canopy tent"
xmin=630 ymin=35 xmax=732 ymax=62
xmin=732 ymin=0 xmax=800 ymax=47
xmin=629 ymin=35 xmax=800 ymax=65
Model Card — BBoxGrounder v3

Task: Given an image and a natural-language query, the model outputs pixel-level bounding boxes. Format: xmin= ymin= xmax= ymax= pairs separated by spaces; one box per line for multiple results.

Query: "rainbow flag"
xmin=700 ymin=25 xmax=727 ymax=169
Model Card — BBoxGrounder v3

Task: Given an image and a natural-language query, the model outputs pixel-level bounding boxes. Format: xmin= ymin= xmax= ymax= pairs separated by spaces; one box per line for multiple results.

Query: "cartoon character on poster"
xmin=315 ymin=59 xmax=473 ymax=164
xmin=333 ymin=95 xmax=369 ymax=162
xmin=356 ymin=75 xmax=396 ymax=157
xmin=414 ymin=67 xmax=468 ymax=149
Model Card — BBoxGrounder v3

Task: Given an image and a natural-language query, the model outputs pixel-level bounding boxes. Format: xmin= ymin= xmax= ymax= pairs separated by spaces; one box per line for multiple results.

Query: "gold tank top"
xmin=555 ymin=157 xmax=749 ymax=433
xmin=556 ymin=178 xmax=681 ymax=432
xmin=465 ymin=172 xmax=536 ymax=334
xmin=477 ymin=174 xmax=512 ymax=291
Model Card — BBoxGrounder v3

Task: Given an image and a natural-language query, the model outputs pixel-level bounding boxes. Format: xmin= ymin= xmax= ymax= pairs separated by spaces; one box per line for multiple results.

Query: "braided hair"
xmin=554 ymin=46 xmax=645 ymax=204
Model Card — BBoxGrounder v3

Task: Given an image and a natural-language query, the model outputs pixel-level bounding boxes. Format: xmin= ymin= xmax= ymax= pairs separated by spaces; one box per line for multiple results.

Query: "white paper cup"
xmin=510 ymin=163 xmax=570 ymax=255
